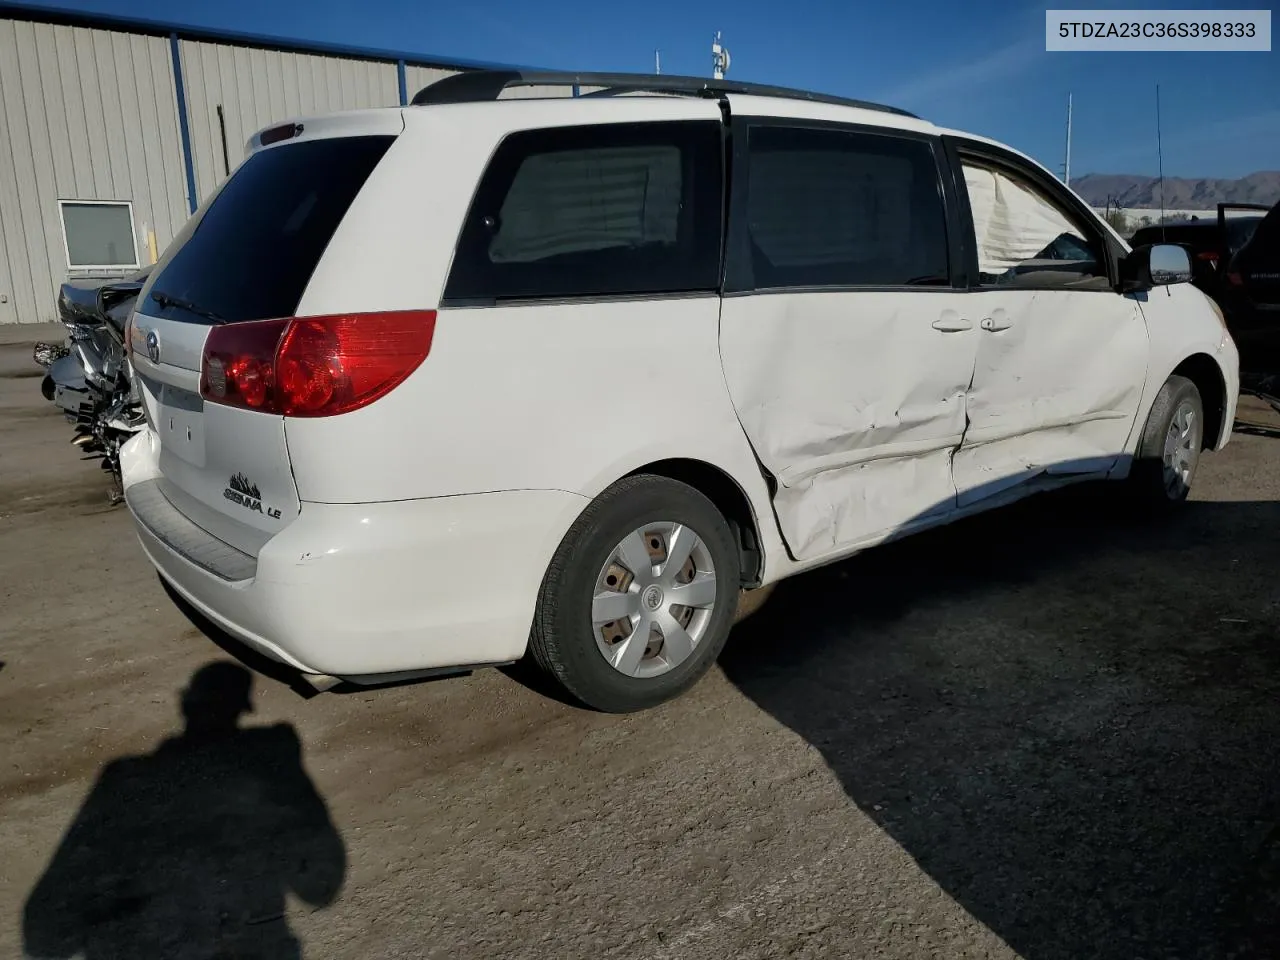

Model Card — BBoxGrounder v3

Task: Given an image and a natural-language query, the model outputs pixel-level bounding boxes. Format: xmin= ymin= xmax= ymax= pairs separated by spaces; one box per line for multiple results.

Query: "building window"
xmin=58 ymin=200 xmax=139 ymax=270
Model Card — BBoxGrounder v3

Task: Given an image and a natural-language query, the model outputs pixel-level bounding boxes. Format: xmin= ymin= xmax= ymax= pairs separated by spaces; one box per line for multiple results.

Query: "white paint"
xmin=719 ymin=291 xmax=976 ymax=560
xmin=119 ymin=90 xmax=1241 ymax=686
xmin=132 ymin=483 xmax=589 ymax=677
xmin=954 ymin=287 xmax=1149 ymax=502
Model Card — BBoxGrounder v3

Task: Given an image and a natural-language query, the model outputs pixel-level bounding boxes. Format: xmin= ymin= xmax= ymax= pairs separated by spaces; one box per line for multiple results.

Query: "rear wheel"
xmin=1127 ymin=374 xmax=1204 ymax=506
xmin=529 ymin=475 xmax=740 ymax=713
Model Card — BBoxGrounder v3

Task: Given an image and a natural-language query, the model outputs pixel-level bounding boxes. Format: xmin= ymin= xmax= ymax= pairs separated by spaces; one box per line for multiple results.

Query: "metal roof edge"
xmin=0 ymin=0 xmax=542 ymax=72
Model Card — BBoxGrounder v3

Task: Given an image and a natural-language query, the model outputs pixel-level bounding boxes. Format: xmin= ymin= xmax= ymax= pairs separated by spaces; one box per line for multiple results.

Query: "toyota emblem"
xmin=145 ymin=330 xmax=160 ymax=364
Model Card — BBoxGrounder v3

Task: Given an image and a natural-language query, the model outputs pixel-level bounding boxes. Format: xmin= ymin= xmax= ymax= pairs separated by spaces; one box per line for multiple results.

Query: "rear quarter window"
xmin=145 ymin=136 xmax=394 ymax=324
xmin=443 ymin=121 xmax=724 ymax=303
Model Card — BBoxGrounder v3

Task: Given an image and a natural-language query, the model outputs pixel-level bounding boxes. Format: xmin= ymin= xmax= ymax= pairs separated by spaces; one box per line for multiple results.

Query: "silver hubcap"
xmin=1162 ymin=400 xmax=1201 ymax=498
xmin=591 ymin=522 xmax=718 ymax=678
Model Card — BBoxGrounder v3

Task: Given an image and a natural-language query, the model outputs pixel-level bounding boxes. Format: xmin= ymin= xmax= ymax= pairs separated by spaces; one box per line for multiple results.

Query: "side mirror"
xmin=1121 ymin=242 xmax=1192 ymax=292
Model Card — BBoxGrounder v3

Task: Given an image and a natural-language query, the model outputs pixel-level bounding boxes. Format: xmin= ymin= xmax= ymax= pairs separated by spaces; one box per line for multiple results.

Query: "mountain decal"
xmin=229 ymin=473 xmax=261 ymax=500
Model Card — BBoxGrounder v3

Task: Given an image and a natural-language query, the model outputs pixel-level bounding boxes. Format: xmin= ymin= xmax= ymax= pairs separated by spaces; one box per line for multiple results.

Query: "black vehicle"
xmin=1128 ymin=203 xmax=1269 ymax=304
xmin=1223 ymin=200 xmax=1280 ymax=374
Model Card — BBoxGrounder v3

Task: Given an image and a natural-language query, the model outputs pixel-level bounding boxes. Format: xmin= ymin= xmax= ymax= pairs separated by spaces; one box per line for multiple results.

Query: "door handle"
xmin=931 ymin=317 xmax=973 ymax=332
xmin=980 ymin=317 xmax=1013 ymax=332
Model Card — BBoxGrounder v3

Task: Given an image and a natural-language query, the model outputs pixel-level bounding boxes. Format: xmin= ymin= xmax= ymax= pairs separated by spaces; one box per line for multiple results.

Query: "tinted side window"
xmin=737 ymin=125 xmax=949 ymax=289
xmin=148 ymin=136 xmax=394 ymax=324
xmin=444 ymin=121 xmax=723 ymax=302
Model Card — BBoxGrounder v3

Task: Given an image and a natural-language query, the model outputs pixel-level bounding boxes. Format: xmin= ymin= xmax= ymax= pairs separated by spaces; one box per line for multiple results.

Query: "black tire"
xmin=1126 ymin=374 xmax=1204 ymax=507
xmin=529 ymin=474 xmax=740 ymax=713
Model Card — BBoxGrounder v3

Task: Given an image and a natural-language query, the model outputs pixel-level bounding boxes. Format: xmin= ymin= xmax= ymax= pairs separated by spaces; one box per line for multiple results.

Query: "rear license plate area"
xmin=156 ymin=382 xmax=206 ymax=466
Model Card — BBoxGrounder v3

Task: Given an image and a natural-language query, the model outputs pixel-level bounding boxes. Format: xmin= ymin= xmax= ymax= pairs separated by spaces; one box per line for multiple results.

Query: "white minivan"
xmin=121 ymin=70 xmax=1239 ymax=713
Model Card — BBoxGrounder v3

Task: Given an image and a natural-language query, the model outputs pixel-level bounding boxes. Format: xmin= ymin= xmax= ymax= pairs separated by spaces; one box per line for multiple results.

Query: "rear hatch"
xmin=129 ymin=117 xmax=400 ymax=555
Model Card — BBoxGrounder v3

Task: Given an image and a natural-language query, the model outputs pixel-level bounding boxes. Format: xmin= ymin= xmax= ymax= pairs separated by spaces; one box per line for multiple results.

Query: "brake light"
xmin=1197 ymin=250 xmax=1219 ymax=262
xmin=259 ymin=122 xmax=304 ymax=146
xmin=199 ymin=311 xmax=435 ymax=417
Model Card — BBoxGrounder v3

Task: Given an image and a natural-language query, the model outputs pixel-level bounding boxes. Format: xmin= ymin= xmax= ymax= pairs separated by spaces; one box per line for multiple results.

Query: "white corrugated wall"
xmin=0 ymin=18 xmax=188 ymax=324
xmin=180 ymin=41 xmax=402 ymax=200
xmin=0 ymin=12 xmax=591 ymax=324
xmin=403 ymin=64 xmax=459 ymax=103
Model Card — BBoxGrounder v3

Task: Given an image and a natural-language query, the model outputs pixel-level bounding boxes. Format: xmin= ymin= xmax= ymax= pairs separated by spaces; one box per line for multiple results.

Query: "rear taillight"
xmin=199 ymin=311 xmax=435 ymax=417
xmin=1197 ymin=250 xmax=1219 ymax=263
xmin=1227 ymin=271 xmax=1244 ymax=287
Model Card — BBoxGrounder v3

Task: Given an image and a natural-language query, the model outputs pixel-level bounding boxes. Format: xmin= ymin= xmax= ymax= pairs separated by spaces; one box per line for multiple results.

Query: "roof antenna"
xmin=1156 ymin=83 xmax=1166 ymax=242
xmin=712 ymin=31 xmax=731 ymax=79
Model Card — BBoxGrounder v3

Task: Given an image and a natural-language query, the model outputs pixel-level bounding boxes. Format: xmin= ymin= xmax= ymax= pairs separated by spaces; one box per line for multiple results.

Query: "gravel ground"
xmin=2 ymin=337 xmax=1278 ymax=960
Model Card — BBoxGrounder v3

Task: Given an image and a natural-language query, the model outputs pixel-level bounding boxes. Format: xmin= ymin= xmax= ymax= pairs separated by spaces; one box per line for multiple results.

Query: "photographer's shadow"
xmin=23 ymin=661 xmax=346 ymax=960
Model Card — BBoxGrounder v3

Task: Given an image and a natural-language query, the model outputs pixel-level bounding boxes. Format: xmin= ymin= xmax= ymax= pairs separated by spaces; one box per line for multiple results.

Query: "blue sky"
xmin=20 ymin=0 xmax=1280 ymax=178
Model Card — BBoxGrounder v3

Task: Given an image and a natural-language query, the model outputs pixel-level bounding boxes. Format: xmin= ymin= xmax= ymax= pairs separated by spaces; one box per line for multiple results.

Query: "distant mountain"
xmin=1072 ymin=171 xmax=1280 ymax=210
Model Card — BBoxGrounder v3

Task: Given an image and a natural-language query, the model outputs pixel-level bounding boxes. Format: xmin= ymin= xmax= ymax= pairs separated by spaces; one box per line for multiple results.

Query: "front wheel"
xmin=528 ymin=475 xmax=740 ymax=713
xmin=1127 ymin=374 xmax=1204 ymax=506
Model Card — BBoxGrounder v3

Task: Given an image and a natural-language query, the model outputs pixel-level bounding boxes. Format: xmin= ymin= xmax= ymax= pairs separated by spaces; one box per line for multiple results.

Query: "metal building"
xmin=0 ymin=2 xmax=563 ymax=324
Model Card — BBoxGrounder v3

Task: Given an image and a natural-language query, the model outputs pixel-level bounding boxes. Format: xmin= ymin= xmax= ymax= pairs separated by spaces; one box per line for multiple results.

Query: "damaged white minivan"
xmin=121 ymin=70 xmax=1239 ymax=713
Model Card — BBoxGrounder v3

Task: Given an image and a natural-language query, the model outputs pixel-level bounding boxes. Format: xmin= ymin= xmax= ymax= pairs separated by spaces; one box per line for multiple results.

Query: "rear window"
xmin=146 ymin=136 xmax=394 ymax=324
xmin=443 ymin=121 xmax=723 ymax=303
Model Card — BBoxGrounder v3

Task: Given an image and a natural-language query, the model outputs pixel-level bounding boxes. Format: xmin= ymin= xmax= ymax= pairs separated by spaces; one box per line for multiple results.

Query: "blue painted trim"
xmin=0 ymin=1 xmax=541 ymax=73
xmin=169 ymin=32 xmax=199 ymax=215
xmin=397 ymin=59 xmax=407 ymax=106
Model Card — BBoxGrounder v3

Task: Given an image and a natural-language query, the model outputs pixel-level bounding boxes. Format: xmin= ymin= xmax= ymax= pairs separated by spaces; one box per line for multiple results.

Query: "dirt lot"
xmin=2 ymin=336 xmax=1279 ymax=960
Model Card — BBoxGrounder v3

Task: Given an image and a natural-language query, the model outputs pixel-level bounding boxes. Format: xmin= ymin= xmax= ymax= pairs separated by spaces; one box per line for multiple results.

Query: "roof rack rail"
xmin=409 ymin=70 xmax=918 ymax=119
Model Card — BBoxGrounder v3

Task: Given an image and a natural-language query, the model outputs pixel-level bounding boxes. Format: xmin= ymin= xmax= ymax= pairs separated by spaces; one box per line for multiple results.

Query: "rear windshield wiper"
xmin=151 ymin=289 xmax=224 ymax=323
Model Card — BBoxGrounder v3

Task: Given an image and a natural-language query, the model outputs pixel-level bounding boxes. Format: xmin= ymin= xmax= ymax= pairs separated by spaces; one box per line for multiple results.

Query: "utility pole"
xmin=1156 ymin=84 xmax=1166 ymax=235
xmin=655 ymin=49 xmax=661 ymax=74
xmin=1063 ymin=92 xmax=1073 ymax=186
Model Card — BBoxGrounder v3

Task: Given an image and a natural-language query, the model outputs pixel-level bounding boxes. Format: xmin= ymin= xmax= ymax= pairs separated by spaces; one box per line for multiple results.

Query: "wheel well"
xmin=627 ymin=459 xmax=764 ymax=587
xmin=1172 ymin=353 xmax=1227 ymax=449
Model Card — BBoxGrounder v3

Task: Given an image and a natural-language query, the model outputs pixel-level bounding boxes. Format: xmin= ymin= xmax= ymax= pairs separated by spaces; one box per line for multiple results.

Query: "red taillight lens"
xmin=1197 ymin=250 xmax=1219 ymax=262
xmin=199 ymin=311 xmax=435 ymax=417
xmin=1227 ymin=271 xmax=1244 ymax=287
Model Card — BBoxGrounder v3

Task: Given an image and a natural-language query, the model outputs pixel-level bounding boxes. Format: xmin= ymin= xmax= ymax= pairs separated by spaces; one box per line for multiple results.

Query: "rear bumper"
xmin=122 ymin=437 xmax=589 ymax=678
